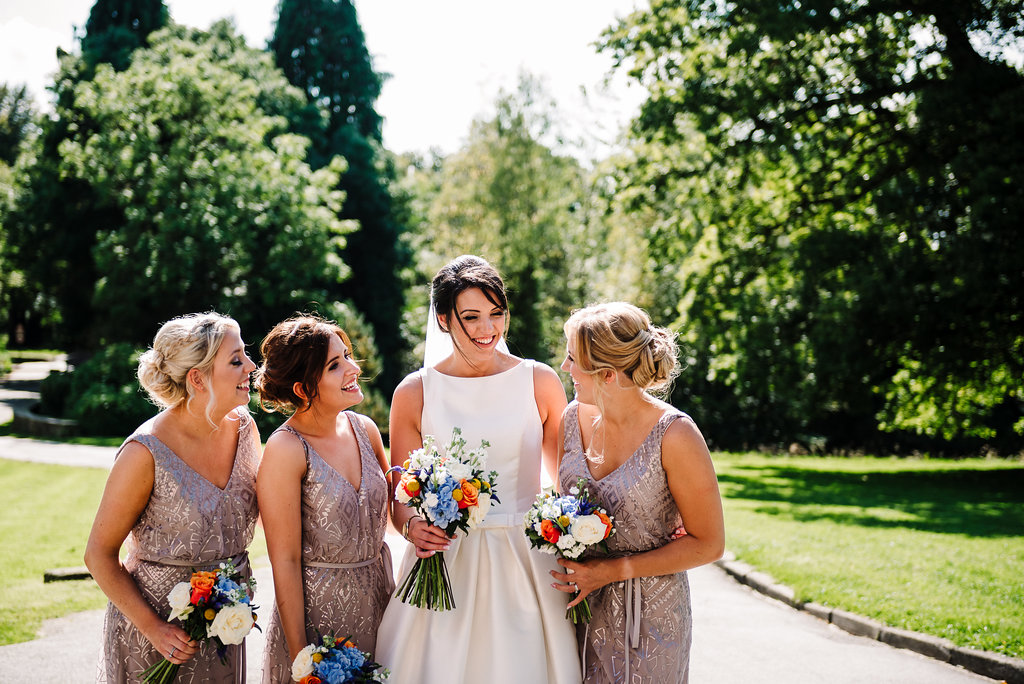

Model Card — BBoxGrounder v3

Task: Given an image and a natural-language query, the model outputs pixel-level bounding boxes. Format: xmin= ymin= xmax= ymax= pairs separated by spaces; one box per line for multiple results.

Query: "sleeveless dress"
xmin=559 ymin=401 xmax=693 ymax=684
xmin=374 ymin=361 xmax=582 ymax=684
xmin=261 ymin=412 xmax=395 ymax=683
xmin=98 ymin=408 xmax=260 ymax=684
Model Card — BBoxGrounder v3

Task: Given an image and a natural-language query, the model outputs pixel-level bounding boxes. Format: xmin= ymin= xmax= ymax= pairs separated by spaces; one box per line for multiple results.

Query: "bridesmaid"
xmin=85 ymin=312 xmax=260 ymax=683
xmin=254 ymin=315 xmax=393 ymax=683
xmin=552 ymin=302 xmax=725 ymax=683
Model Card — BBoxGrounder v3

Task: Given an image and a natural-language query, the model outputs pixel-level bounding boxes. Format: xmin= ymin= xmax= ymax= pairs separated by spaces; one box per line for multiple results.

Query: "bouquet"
xmin=523 ymin=478 xmax=614 ymax=624
xmin=141 ymin=560 xmax=258 ymax=683
xmin=392 ymin=427 xmax=498 ymax=610
xmin=291 ymin=635 xmax=389 ymax=683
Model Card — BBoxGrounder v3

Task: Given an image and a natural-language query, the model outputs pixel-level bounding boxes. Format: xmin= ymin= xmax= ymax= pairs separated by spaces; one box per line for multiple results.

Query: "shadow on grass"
xmin=718 ymin=465 xmax=1024 ymax=537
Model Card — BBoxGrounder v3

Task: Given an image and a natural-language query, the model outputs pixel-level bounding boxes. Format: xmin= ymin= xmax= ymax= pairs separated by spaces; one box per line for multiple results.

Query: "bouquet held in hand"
xmin=291 ymin=635 xmax=389 ymax=683
xmin=523 ymin=478 xmax=614 ymax=623
xmin=141 ymin=560 xmax=258 ymax=683
xmin=392 ymin=427 xmax=498 ymax=610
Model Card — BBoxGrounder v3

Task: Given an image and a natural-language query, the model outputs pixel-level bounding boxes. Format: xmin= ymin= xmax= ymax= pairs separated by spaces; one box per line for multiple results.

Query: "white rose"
xmin=570 ymin=514 xmax=607 ymax=545
xmin=395 ymin=487 xmax=411 ymax=504
xmin=207 ymin=603 xmax=253 ymax=645
xmin=447 ymin=460 xmax=471 ymax=481
xmin=291 ymin=644 xmax=317 ymax=681
xmin=166 ymin=582 xmax=193 ymax=622
xmin=467 ymin=492 xmax=491 ymax=527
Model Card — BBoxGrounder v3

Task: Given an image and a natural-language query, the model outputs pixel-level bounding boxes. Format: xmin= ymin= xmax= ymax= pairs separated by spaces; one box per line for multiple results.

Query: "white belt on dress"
xmin=475 ymin=511 xmax=524 ymax=529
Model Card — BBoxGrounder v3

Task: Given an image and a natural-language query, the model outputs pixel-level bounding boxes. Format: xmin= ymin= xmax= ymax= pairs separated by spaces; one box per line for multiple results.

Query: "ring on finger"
xmin=169 ymin=646 xmax=177 ymax=658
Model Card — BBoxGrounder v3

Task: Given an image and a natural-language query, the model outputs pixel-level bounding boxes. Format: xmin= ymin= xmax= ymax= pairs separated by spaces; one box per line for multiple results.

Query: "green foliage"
xmin=716 ymin=453 xmax=1024 ymax=657
xmin=271 ymin=0 xmax=409 ymax=392
xmin=0 ymin=84 xmax=36 ymax=165
xmin=601 ymin=0 xmax=1024 ymax=452
xmin=57 ymin=21 xmax=352 ymax=344
xmin=39 ymin=342 xmax=156 ymax=435
xmin=80 ymin=0 xmax=169 ymax=73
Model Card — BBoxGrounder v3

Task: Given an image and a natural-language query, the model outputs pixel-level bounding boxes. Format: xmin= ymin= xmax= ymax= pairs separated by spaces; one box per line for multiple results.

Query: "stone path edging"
xmin=715 ymin=556 xmax=1024 ymax=684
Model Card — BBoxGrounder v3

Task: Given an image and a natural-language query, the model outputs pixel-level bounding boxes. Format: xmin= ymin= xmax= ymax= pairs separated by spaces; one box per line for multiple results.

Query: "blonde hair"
xmin=136 ymin=312 xmax=240 ymax=425
xmin=564 ymin=302 xmax=679 ymax=395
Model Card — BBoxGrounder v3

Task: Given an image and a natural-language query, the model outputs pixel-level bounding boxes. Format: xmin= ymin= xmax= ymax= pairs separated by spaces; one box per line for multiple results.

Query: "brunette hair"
xmin=564 ymin=302 xmax=679 ymax=395
xmin=136 ymin=312 xmax=241 ymax=426
xmin=254 ymin=315 xmax=355 ymax=414
xmin=431 ymin=255 xmax=509 ymax=345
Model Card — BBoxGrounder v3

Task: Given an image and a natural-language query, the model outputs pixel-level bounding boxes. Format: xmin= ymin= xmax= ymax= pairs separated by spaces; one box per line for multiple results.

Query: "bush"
xmin=38 ymin=343 xmax=156 ymax=436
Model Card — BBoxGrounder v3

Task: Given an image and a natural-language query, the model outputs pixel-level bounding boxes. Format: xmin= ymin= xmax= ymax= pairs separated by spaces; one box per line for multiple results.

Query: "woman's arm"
xmin=84 ymin=441 xmax=199 ymax=664
xmin=533 ymin=363 xmax=569 ymax=485
xmin=255 ymin=430 xmax=309 ymax=662
xmin=553 ymin=416 xmax=725 ymax=607
xmin=388 ymin=374 xmax=450 ymax=558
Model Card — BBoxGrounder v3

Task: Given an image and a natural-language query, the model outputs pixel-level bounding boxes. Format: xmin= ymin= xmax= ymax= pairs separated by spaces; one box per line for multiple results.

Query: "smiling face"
xmin=206 ymin=326 xmax=256 ymax=412
xmin=311 ymin=333 xmax=363 ymax=411
xmin=443 ymin=287 xmax=508 ymax=360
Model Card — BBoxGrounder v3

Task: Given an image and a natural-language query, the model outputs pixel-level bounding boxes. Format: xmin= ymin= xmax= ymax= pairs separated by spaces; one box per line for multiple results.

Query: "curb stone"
xmin=715 ymin=557 xmax=1024 ymax=684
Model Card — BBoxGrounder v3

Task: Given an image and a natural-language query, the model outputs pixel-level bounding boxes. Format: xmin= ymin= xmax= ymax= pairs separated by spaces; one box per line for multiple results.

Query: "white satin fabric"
xmin=374 ymin=361 xmax=581 ymax=684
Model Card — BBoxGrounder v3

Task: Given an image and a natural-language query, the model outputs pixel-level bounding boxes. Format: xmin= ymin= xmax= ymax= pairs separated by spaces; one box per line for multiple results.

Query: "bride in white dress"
xmin=375 ymin=255 xmax=582 ymax=684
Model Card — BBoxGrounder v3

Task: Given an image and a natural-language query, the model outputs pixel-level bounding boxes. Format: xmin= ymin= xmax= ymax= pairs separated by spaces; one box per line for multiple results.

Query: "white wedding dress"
xmin=375 ymin=360 xmax=582 ymax=684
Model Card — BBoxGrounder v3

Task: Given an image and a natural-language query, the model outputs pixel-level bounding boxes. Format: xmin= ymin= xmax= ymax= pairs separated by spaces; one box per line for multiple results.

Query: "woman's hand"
xmin=143 ymin=621 xmax=198 ymax=664
xmin=550 ymin=557 xmax=617 ymax=609
xmin=407 ymin=517 xmax=453 ymax=559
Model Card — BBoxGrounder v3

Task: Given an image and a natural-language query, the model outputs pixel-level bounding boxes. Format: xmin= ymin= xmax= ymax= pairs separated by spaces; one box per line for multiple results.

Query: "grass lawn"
xmin=713 ymin=453 xmax=1024 ymax=659
xmin=0 ymin=458 xmax=267 ymax=646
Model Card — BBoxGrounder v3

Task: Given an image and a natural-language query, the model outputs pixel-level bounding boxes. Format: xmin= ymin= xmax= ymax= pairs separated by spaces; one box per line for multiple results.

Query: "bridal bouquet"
xmin=392 ymin=427 xmax=498 ymax=610
xmin=291 ymin=635 xmax=389 ymax=683
xmin=141 ymin=560 xmax=258 ymax=683
xmin=523 ymin=478 xmax=614 ymax=624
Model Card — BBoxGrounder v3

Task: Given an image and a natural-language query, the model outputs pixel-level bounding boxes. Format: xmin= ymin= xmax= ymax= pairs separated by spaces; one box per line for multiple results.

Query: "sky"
xmin=0 ymin=0 xmax=647 ymax=158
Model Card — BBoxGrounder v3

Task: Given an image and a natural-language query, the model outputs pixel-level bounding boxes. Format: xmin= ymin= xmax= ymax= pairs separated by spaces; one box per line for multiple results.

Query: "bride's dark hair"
xmin=431 ymin=255 xmax=510 ymax=342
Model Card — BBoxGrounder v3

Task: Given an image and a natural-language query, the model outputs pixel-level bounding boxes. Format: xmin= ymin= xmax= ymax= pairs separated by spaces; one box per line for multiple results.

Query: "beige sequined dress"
xmin=260 ymin=412 xmax=394 ymax=683
xmin=98 ymin=408 xmax=260 ymax=683
xmin=559 ymin=401 xmax=692 ymax=684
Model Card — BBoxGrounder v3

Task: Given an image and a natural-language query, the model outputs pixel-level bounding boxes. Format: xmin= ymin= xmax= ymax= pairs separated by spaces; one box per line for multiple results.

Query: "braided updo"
xmin=136 ymin=312 xmax=240 ymax=412
xmin=563 ymin=302 xmax=679 ymax=395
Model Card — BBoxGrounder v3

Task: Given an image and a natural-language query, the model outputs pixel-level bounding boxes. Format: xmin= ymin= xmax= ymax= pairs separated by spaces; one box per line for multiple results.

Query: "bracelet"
xmin=401 ymin=516 xmax=419 ymax=541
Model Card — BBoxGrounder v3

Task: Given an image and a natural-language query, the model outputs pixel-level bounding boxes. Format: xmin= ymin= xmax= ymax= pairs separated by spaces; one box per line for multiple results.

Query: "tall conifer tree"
xmin=271 ymin=0 xmax=408 ymax=391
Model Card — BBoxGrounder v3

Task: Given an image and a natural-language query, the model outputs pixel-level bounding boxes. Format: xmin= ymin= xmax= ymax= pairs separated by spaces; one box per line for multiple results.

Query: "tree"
xmin=0 ymin=84 xmax=36 ymax=166
xmin=80 ymin=0 xmax=169 ymax=73
xmin=58 ymin=21 xmax=352 ymax=343
xmin=271 ymin=0 xmax=409 ymax=391
xmin=3 ymin=0 xmax=169 ymax=349
xmin=420 ymin=76 xmax=589 ymax=365
xmin=602 ymin=0 xmax=1024 ymax=451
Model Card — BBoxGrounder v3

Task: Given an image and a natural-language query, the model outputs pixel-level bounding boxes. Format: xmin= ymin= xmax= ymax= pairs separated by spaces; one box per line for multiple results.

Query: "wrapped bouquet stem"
xmin=391 ymin=428 xmax=498 ymax=611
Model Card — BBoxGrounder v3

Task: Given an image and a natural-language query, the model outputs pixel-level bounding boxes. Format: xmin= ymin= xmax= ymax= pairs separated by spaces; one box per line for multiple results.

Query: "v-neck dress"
xmin=558 ymin=401 xmax=693 ymax=684
xmin=260 ymin=412 xmax=394 ymax=683
xmin=374 ymin=361 xmax=581 ymax=684
xmin=98 ymin=408 xmax=260 ymax=683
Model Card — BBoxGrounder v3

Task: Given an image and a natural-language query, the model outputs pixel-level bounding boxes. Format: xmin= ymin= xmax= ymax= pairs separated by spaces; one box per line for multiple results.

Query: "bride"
xmin=374 ymin=255 xmax=581 ymax=683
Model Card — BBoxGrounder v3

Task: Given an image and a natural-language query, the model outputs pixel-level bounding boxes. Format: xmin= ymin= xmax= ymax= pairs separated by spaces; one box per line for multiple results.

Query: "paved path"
xmin=0 ymin=362 xmax=1003 ymax=683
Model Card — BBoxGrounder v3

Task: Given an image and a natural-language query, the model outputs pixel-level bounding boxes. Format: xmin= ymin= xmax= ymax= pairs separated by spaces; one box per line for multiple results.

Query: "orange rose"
xmin=540 ymin=519 xmax=561 ymax=544
xmin=300 ymin=676 xmax=322 ymax=684
xmin=458 ymin=479 xmax=479 ymax=510
xmin=190 ymin=571 xmax=216 ymax=604
xmin=596 ymin=511 xmax=613 ymax=539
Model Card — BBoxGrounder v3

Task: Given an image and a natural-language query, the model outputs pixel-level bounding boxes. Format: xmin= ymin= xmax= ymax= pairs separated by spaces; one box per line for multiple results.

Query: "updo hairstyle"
xmin=431 ymin=255 xmax=509 ymax=340
xmin=253 ymin=315 xmax=355 ymax=414
xmin=136 ymin=312 xmax=240 ymax=414
xmin=564 ymin=302 xmax=679 ymax=396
